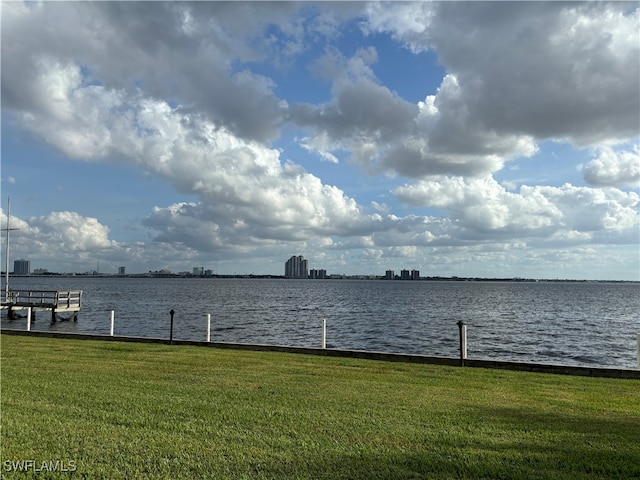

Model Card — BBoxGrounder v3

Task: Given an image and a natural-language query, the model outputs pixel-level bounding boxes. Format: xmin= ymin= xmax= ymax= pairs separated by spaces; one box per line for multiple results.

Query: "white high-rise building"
xmin=285 ymin=255 xmax=308 ymax=278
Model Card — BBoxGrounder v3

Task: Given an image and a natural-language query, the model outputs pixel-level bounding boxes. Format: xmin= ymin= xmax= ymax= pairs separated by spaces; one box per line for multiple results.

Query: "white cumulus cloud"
xmin=394 ymin=176 xmax=639 ymax=242
xmin=581 ymin=146 xmax=640 ymax=188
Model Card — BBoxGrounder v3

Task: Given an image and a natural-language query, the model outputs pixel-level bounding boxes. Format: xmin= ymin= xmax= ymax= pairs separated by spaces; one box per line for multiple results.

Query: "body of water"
xmin=2 ymin=276 xmax=639 ymax=368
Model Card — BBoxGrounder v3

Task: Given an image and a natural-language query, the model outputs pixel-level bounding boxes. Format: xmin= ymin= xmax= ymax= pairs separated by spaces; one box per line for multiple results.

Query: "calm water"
xmin=2 ymin=277 xmax=639 ymax=368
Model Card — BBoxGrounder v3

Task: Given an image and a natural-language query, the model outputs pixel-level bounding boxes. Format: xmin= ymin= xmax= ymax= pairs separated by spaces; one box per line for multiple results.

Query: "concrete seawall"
xmin=2 ymin=328 xmax=639 ymax=380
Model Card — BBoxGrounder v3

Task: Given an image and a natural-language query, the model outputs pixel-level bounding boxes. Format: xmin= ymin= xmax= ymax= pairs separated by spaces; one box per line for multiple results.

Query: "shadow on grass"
xmin=447 ymin=404 xmax=640 ymax=479
xmin=242 ymin=405 xmax=640 ymax=480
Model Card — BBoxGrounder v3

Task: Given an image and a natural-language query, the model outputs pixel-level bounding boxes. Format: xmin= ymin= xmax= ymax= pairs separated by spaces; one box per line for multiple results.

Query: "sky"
xmin=1 ymin=1 xmax=639 ymax=280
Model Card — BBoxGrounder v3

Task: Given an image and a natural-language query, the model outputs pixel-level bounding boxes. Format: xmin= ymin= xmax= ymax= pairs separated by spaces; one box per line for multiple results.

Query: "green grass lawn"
xmin=1 ymin=335 xmax=639 ymax=479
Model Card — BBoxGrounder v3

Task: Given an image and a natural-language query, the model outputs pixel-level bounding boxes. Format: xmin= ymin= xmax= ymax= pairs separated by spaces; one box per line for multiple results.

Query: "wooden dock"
xmin=1 ymin=289 xmax=82 ymax=322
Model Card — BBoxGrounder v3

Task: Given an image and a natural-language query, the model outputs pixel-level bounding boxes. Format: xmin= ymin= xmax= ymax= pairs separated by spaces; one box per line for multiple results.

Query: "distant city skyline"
xmin=2 ymin=254 xmax=638 ymax=282
xmin=1 ymin=2 xmax=638 ymax=280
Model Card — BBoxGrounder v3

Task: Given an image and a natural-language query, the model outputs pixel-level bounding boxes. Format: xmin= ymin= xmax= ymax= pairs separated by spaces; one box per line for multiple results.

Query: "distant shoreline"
xmin=3 ymin=273 xmax=638 ymax=283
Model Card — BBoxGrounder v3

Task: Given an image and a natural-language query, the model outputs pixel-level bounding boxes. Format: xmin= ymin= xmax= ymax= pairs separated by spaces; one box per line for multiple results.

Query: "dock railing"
xmin=6 ymin=289 xmax=82 ymax=312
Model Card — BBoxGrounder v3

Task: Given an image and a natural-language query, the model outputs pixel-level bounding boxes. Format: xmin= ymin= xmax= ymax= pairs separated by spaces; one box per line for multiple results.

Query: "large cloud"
xmin=5 ymin=1 xmax=636 ymax=182
xmin=0 ymin=207 xmax=210 ymax=273
xmin=3 ymin=55 xmax=380 ymax=248
xmin=28 ymin=211 xmax=116 ymax=251
xmin=1 ymin=1 xmax=295 ymax=142
xmin=394 ymin=176 xmax=639 ymax=243
xmin=1 ymin=209 xmax=120 ymax=269
xmin=294 ymin=2 xmax=639 ymax=179
xmin=365 ymin=2 xmax=639 ymax=146
xmin=289 ymin=47 xmax=535 ymax=178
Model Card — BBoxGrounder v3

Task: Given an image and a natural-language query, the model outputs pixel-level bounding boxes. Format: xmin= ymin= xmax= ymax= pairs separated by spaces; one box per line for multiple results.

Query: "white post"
xmin=461 ymin=324 xmax=468 ymax=360
xmin=322 ymin=319 xmax=326 ymax=349
xmin=457 ymin=320 xmax=467 ymax=366
xmin=207 ymin=314 xmax=211 ymax=343
xmin=110 ymin=310 xmax=115 ymax=336
xmin=26 ymin=307 xmax=31 ymax=331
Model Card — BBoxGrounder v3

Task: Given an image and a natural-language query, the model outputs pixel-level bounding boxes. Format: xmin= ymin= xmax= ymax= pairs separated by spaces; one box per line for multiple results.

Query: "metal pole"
xmin=4 ymin=196 xmax=10 ymax=303
xmin=110 ymin=310 xmax=115 ymax=336
xmin=26 ymin=307 xmax=31 ymax=331
xmin=457 ymin=320 xmax=467 ymax=366
xmin=207 ymin=314 xmax=211 ymax=343
xmin=169 ymin=309 xmax=175 ymax=345
xmin=2 ymin=197 xmax=20 ymax=302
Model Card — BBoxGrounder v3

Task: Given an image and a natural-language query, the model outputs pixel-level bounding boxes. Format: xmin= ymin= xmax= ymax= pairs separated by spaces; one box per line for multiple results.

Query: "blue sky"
xmin=1 ymin=1 xmax=639 ymax=280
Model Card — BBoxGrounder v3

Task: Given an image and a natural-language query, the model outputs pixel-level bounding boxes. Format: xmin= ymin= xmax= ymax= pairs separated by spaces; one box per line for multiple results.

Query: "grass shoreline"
xmin=2 ymin=335 xmax=639 ymax=479
xmin=3 ymin=329 xmax=638 ymax=379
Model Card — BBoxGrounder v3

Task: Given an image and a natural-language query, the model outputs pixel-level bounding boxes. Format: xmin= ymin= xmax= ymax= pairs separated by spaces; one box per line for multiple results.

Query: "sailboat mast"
xmin=4 ymin=196 xmax=10 ymax=302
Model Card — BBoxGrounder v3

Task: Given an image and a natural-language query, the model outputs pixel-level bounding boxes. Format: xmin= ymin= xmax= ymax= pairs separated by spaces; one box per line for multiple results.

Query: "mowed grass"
xmin=1 ymin=335 xmax=639 ymax=479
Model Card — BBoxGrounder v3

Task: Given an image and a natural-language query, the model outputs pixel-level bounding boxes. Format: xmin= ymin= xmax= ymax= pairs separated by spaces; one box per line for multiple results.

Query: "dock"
xmin=1 ymin=289 xmax=82 ymax=322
